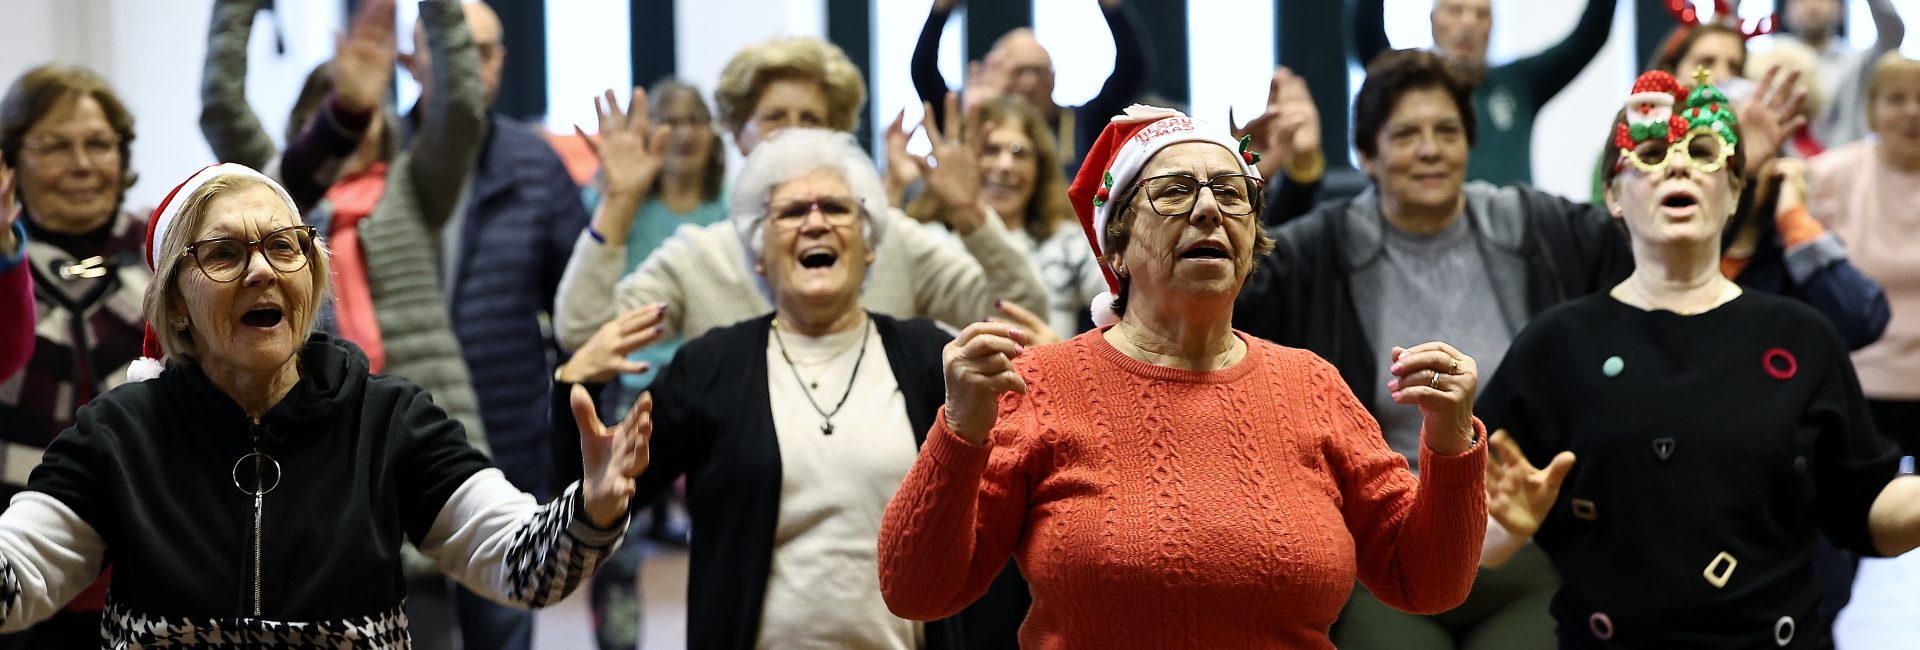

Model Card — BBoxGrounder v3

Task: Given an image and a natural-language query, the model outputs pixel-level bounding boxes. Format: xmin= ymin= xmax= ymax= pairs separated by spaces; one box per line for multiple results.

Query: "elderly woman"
xmin=554 ymin=36 xmax=1046 ymax=353
xmin=610 ymin=128 xmax=1005 ymax=648
xmin=878 ymin=106 xmax=1488 ymax=647
xmin=0 ymin=63 xmax=147 ymax=644
xmin=1478 ymin=70 xmax=1920 ymax=648
xmin=1811 ymin=54 xmax=1920 ymax=459
xmin=0 ymin=164 xmax=645 ymax=646
xmin=903 ymin=95 xmax=1103 ymax=340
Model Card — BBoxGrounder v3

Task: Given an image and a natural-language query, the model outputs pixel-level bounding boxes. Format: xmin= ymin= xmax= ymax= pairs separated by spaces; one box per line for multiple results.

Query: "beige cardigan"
xmin=554 ymin=208 xmax=1048 ymax=350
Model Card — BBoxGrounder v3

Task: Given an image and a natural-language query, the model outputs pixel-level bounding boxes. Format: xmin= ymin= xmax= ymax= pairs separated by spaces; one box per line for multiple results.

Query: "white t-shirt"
xmin=757 ymin=318 xmax=924 ymax=649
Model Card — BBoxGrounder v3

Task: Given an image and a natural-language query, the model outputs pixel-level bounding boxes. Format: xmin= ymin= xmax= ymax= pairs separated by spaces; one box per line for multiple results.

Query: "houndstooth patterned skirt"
xmin=103 ymin=599 xmax=411 ymax=649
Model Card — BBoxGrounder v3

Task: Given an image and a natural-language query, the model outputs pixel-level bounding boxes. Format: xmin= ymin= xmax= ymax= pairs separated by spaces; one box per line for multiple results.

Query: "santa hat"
xmin=126 ymin=163 xmax=300 ymax=383
xmin=1066 ymin=105 xmax=1262 ymax=326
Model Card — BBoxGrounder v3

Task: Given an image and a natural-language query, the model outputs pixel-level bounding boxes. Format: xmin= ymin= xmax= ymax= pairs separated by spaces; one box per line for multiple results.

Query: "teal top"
xmin=581 ymin=184 xmax=730 ymax=392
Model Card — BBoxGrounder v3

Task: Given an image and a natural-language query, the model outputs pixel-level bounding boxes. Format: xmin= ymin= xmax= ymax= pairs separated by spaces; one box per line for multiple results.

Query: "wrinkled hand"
xmin=1385 ymin=342 xmax=1480 ymax=454
xmin=558 ymin=304 xmax=669 ymax=384
xmin=1736 ymin=64 xmax=1807 ymax=177
xmin=573 ymin=386 xmax=653 ymax=529
xmin=988 ymin=299 xmax=1061 ymax=346
xmin=915 ymin=92 xmax=988 ymax=234
xmin=578 ymin=87 xmax=670 ymax=199
xmin=1231 ymin=67 xmax=1321 ymax=180
xmin=0 ymin=162 xmax=18 ymax=256
xmin=332 ymin=0 xmax=397 ymax=113
xmin=942 ymin=322 xmax=1030 ymax=445
xmin=884 ymin=109 xmax=922 ymax=207
xmin=1485 ymin=429 xmax=1575 ymax=539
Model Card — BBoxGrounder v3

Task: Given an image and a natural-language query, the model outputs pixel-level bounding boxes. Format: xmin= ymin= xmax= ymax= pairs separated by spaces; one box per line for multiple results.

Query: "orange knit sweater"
xmin=878 ymin=329 xmax=1488 ymax=648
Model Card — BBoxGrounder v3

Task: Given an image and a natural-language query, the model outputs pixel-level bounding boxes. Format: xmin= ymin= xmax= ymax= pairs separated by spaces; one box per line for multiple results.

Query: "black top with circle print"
xmin=1476 ymin=291 xmax=1900 ymax=648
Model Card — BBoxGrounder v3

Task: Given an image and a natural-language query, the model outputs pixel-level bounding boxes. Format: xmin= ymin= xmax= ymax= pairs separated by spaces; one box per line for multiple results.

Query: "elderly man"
xmin=910 ymin=0 xmax=1145 ymax=166
xmin=397 ymin=3 xmax=591 ymax=649
xmin=1353 ymin=0 xmax=1617 ymax=185
xmin=1777 ymin=0 xmax=1906 ymax=145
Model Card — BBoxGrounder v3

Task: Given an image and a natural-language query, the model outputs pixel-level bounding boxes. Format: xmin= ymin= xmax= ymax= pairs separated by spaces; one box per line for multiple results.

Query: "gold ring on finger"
xmin=1429 ymin=371 xmax=1442 ymax=388
xmin=1449 ymin=357 xmax=1461 ymax=375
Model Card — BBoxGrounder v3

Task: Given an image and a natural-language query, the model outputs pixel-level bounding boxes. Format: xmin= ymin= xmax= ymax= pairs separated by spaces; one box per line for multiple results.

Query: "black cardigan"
xmin=608 ymin=313 xmax=1017 ymax=649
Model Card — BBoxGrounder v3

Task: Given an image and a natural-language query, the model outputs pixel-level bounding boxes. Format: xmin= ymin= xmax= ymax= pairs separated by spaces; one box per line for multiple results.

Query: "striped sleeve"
xmin=417 ymin=470 xmax=626 ymax=608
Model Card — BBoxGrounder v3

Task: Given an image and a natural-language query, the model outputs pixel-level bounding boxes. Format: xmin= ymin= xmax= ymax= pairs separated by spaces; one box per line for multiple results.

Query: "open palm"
xmin=1485 ymin=429 xmax=1576 ymax=539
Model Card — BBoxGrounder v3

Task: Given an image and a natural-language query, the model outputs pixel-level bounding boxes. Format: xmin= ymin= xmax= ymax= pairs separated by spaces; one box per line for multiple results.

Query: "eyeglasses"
xmin=23 ymin=133 xmax=120 ymax=166
xmin=1619 ymin=130 xmax=1733 ymax=175
xmin=181 ymin=225 xmax=317 ymax=283
xmin=1131 ymin=173 xmax=1264 ymax=218
xmin=767 ymin=196 xmax=861 ymax=230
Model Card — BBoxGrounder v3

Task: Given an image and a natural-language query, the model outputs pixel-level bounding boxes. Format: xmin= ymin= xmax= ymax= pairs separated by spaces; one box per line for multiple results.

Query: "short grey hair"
xmin=729 ymin=128 xmax=888 ymax=293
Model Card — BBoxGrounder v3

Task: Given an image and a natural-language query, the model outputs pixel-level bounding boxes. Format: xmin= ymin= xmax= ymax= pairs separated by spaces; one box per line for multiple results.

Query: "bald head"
xmin=406 ymin=1 xmax=507 ymax=110
xmin=988 ymin=29 xmax=1056 ymax=112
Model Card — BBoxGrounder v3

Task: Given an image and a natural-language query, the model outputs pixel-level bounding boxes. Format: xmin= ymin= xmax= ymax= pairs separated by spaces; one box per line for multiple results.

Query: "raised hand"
xmin=1736 ymin=64 xmax=1808 ymax=177
xmin=572 ymin=385 xmax=653 ymax=529
xmin=1231 ymin=67 xmax=1322 ymax=180
xmin=1485 ymin=429 xmax=1575 ymax=540
xmin=884 ymin=108 xmax=922 ymax=207
xmin=1385 ymin=342 xmax=1480 ymax=455
xmin=963 ymin=58 xmax=1007 ymax=112
xmin=988 ymin=298 xmax=1061 ymax=346
xmin=332 ymin=0 xmax=398 ymax=113
xmin=578 ymin=87 xmax=670 ymax=200
xmin=556 ymin=304 xmax=669 ymax=384
xmin=915 ymin=92 xmax=989 ymax=234
xmin=942 ymin=322 xmax=1030 ymax=445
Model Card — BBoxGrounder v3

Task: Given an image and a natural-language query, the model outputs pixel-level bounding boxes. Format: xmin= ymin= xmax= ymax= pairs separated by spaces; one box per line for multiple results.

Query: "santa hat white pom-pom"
xmin=126 ymin=357 xmax=165 ymax=383
xmin=1090 ymin=291 xmax=1120 ymax=328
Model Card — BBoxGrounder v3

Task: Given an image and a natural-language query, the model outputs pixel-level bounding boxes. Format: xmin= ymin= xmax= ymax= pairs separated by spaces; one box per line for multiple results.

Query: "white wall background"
xmin=5 ymin=0 xmax=1920 ymax=211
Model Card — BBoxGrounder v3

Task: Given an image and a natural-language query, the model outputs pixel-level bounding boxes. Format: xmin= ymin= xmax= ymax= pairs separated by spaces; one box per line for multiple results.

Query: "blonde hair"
xmin=1751 ymin=39 xmax=1824 ymax=120
xmin=1868 ymin=52 xmax=1920 ymax=132
xmin=713 ymin=37 xmax=866 ymax=135
xmin=143 ymin=175 xmax=332 ymax=366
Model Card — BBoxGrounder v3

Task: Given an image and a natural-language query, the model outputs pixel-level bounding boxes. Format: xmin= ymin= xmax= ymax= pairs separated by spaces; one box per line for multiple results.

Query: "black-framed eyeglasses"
xmin=181 ymin=225 xmax=317 ymax=283
xmin=766 ymin=196 xmax=862 ymax=230
xmin=1132 ymin=173 xmax=1264 ymax=218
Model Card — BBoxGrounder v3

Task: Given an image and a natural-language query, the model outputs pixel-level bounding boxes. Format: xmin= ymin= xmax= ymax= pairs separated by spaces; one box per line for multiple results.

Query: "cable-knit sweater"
xmin=877 ymin=329 xmax=1488 ymax=648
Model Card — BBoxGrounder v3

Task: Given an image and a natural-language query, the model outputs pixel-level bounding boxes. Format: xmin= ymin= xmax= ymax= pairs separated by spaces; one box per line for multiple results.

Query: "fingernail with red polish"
xmin=994 ymin=298 xmax=1004 ymax=308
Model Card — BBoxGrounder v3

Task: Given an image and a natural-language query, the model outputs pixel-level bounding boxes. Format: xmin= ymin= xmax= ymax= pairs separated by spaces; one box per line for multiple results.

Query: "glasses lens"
xmin=1634 ymin=141 xmax=1669 ymax=167
xmin=816 ymin=199 xmax=858 ymax=224
xmin=263 ymin=229 xmax=311 ymax=272
xmin=1208 ymin=176 xmax=1255 ymax=215
xmin=1685 ymin=133 xmax=1723 ymax=164
xmin=1145 ymin=176 xmax=1200 ymax=216
xmin=196 ymin=240 xmax=247 ymax=281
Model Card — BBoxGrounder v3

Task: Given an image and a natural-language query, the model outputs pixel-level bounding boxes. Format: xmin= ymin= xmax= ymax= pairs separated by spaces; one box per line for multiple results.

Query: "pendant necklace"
xmin=772 ymin=316 xmax=870 ymax=435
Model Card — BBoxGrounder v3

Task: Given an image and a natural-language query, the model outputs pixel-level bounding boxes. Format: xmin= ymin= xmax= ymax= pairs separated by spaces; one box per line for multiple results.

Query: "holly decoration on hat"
xmin=1093 ymin=170 xmax=1113 ymax=207
xmin=1238 ymin=135 xmax=1262 ymax=166
xmin=1682 ymin=66 xmax=1739 ymax=147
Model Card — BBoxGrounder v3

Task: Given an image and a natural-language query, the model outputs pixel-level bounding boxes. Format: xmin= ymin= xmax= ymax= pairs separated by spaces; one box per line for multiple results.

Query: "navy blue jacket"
xmin=446 ymin=115 xmax=590 ymax=499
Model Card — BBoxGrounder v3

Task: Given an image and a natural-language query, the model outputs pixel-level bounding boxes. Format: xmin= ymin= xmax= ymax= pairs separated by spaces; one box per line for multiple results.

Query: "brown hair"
xmin=1654 ymin=24 xmax=1748 ymax=78
xmin=713 ymin=37 xmax=867 ymax=135
xmin=649 ymin=78 xmax=726 ymax=203
xmin=0 ymin=64 xmax=138 ymax=199
xmin=1101 ymin=163 xmax=1275 ymax=318
xmin=144 ymin=175 xmax=333 ymax=366
xmin=906 ymin=96 xmax=1074 ymax=241
xmin=1352 ymin=50 xmax=1477 ymax=160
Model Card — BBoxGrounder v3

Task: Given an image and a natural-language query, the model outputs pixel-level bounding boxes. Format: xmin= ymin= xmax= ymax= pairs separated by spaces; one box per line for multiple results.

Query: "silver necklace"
xmin=771 ymin=317 xmax=870 ymax=435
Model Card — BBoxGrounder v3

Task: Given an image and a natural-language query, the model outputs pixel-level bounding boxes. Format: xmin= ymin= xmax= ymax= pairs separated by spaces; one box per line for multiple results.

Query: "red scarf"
xmin=324 ymin=163 xmax=388 ymax=373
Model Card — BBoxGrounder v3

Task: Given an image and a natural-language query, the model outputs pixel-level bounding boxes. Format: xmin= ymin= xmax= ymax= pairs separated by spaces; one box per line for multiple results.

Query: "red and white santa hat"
xmin=1066 ymin=105 xmax=1262 ymax=326
xmin=126 ymin=163 xmax=299 ymax=383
